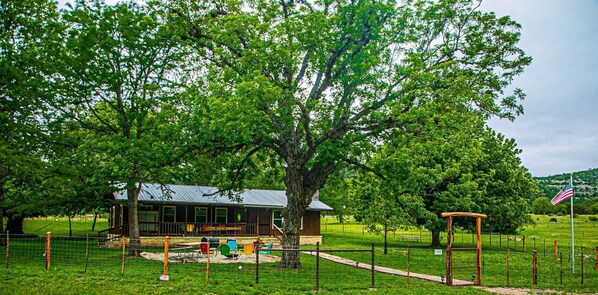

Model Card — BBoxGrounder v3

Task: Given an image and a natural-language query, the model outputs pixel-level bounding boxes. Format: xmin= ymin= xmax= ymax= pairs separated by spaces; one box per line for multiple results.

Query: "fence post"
xmin=161 ymin=236 xmax=169 ymax=281
xmin=559 ymin=252 xmax=563 ymax=284
xmin=522 ymin=236 xmax=526 ymax=253
xmin=45 ymin=232 xmax=51 ymax=271
xmin=371 ymin=242 xmax=375 ymax=289
xmin=533 ymin=237 xmax=536 ymax=250
xmin=489 ymin=233 xmax=492 ymax=246
xmin=581 ymin=246 xmax=584 ymax=286
xmin=506 ymin=249 xmax=510 ymax=285
xmin=206 ymin=243 xmax=210 ymax=284
xmin=84 ymin=235 xmax=90 ymax=273
xmin=543 ymin=239 xmax=546 ymax=257
xmin=406 ymin=245 xmax=410 ymax=288
xmin=595 ymin=246 xmax=598 ymax=270
xmin=121 ymin=235 xmax=125 ymax=275
xmin=5 ymin=231 xmax=9 ymax=269
xmin=554 ymin=240 xmax=558 ymax=259
xmin=315 ymin=242 xmax=320 ymax=291
xmin=532 ymin=250 xmax=537 ymax=285
xmin=255 ymin=244 xmax=260 ymax=284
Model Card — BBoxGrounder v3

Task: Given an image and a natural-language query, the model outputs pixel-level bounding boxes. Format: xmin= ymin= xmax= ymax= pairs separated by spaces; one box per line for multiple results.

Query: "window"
xmin=236 ymin=209 xmax=247 ymax=223
xmin=195 ymin=207 xmax=208 ymax=223
xmin=139 ymin=204 xmax=154 ymax=211
xmin=163 ymin=206 xmax=176 ymax=223
xmin=215 ymin=207 xmax=227 ymax=224
xmin=272 ymin=210 xmax=302 ymax=229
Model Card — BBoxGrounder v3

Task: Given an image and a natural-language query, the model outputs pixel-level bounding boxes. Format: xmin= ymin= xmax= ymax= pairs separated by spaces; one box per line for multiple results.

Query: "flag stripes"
xmin=551 ymin=179 xmax=574 ymax=205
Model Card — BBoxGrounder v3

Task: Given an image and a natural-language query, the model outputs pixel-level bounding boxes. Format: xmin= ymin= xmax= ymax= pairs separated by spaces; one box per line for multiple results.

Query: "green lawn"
xmin=319 ymin=214 xmax=598 ymax=293
xmin=1 ymin=215 xmax=596 ymax=294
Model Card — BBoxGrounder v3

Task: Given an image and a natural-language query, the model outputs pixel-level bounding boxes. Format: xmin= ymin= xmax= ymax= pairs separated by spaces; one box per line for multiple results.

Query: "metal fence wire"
xmin=2 ymin=233 xmax=597 ymax=292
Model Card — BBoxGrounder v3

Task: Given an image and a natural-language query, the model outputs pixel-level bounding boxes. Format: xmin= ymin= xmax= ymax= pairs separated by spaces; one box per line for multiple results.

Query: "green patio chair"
xmin=258 ymin=243 xmax=273 ymax=255
xmin=219 ymin=244 xmax=238 ymax=259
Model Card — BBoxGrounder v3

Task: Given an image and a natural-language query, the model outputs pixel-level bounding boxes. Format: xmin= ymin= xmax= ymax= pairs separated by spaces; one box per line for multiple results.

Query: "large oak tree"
xmin=171 ymin=0 xmax=531 ymax=267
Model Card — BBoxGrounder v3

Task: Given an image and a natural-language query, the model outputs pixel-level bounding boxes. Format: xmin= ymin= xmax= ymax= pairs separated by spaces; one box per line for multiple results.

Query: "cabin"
xmin=105 ymin=183 xmax=333 ymax=245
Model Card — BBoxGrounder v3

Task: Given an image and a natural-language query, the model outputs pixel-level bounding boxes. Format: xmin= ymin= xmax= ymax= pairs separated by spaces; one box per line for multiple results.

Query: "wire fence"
xmin=2 ymin=231 xmax=597 ymax=292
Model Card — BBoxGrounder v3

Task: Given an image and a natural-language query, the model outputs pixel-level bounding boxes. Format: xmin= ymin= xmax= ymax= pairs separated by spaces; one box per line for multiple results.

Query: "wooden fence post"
xmin=580 ymin=246 xmax=584 ymax=286
xmin=554 ymin=240 xmax=558 ymax=260
xmin=255 ymin=244 xmax=260 ymax=284
xmin=532 ymin=250 xmax=537 ymax=285
xmin=5 ymin=231 xmax=9 ymax=269
xmin=45 ymin=232 xmax=51 ymax=271
xmin=371 ymin=242 xmax=375 ymax=289
xmin=161 ymin=236 xmax=170 ymax=281
xmin=559 ymin=252 xmax=563 ymax=284
xmin=522 ymin=236 xmax=526 ymax=253
xmin=315 ymin=242 xmax=320 ymax=291
xmin=121 ymin=235 xmax=126 ymax=274
xmin=406 ymin=245 xmax=410 ymax=288
xmin=506 ymin=249 xmax=510 ymax=285
xmin=84 ymin=235 xmax=90 ymax=273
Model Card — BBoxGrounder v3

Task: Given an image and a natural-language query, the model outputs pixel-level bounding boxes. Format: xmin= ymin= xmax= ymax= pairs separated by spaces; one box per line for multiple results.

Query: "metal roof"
xmin=113 ymin=183 xmax=333 ymax=211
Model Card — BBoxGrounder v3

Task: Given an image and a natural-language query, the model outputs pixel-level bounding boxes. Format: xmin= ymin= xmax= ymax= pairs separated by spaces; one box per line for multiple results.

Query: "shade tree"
xmin=169 ymin=0 xmax=531 ymax=267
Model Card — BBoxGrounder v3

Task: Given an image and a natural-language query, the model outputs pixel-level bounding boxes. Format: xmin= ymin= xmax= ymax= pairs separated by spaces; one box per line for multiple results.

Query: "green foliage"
xmin=169 ymin=0 xmax=531 ymax=265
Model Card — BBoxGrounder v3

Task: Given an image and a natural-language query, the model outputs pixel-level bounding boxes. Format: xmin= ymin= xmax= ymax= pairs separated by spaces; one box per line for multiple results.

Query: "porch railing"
xmin=107 ymin=222 xmax=265 ymax=237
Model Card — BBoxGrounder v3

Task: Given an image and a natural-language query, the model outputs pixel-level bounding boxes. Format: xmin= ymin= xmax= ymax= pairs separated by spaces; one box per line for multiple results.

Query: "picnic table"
xmin=399 ymin=235 xmax=421 ymax=242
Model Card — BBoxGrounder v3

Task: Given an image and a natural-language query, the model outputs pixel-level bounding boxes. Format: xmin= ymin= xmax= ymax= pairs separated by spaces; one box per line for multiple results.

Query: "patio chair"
xmin=219 ymin=244 xmax=238 ymax=259
xmin=258 ymin=243 xmax=273 ymax=255
xmin=239 ymin=243 xmax=254 ymax=256
xmin=197 ymin=242 xmax=214 ymax=257
xmin=227 ymin=239 xmax=238 ymax=253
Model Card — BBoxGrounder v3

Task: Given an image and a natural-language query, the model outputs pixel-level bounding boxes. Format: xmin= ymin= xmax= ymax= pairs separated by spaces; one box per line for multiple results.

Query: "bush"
xmin=589 ymin=216 xmax=598 ymax=222
xmin=549 ymin=217 xmax=558 ymax=222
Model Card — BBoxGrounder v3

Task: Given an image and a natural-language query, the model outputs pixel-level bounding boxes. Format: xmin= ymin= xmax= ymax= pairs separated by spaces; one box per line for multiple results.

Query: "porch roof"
xmin=113 ymin=183 xmax=333 ymax=211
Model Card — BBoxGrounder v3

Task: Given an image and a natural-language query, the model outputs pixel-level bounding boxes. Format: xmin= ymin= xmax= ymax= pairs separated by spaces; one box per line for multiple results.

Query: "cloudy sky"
xmin=480 ymin=0 xmax=598 ymax=177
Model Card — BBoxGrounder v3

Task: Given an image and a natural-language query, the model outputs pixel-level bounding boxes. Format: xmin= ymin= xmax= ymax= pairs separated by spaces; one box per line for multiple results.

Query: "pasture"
xmin=0 ymin=214 xmax=597 ymax=294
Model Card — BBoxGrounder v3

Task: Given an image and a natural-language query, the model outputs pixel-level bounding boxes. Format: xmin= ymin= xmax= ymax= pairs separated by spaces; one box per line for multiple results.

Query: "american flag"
xmin=551 ymin=179 xmax=574 ymax=205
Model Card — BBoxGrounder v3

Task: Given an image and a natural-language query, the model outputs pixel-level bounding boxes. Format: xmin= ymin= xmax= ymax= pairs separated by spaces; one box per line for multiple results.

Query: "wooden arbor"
xmin=441 ymin=212 xmax=487 ymax=286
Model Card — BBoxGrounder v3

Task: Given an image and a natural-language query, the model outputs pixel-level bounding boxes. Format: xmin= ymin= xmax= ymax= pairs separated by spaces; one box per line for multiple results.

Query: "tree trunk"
xmin=431 ymin=230 xmax=442 ymax=247
xmin=383 ymin=221 xmax=388 ymax=255
xmin=68 ymin=214 xmax=72 ymax=237
xmin=280 ymin=170 xmax=305 ymax=269
xmin=6 ymin=216 xmax=24 ymax=234
xmin=127 ymin=187 xmax=142 ymax=256
xmin=91 ymin=212 xmax=97 ymax=232
xmin=0 ymin=184 xmax=4 ymax=233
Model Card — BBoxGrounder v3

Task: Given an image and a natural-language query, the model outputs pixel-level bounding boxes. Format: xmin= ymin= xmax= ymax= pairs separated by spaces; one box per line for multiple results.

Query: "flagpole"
xmin=570 ymin=172 xmax=574 ymax=273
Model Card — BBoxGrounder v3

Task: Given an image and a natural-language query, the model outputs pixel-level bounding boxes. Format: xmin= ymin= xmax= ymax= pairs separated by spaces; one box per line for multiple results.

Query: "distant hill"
xmin=535 ymin=168 xmax=598 ymax=202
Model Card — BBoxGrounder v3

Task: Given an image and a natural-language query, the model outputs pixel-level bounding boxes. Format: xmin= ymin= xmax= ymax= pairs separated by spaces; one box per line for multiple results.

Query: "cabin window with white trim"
xmin=215 ymin=207 xmax=227 ymax=224
xmin=272 ymin=210 xmax=303 ymax=229
xmin=162 ymin=206 xmax=176 ymax=223
xmin=195 ymin=207 xmax=208 ymax=223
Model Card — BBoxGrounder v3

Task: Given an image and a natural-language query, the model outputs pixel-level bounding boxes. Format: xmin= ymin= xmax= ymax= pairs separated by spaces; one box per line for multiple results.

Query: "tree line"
xmin=2 ymin=0 xmax=538 ymax=267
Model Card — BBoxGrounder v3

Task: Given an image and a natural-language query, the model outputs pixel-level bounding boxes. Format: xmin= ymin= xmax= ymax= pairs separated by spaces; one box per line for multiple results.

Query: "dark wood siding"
xmin=300 ymin=211 xmax=321 ymax=236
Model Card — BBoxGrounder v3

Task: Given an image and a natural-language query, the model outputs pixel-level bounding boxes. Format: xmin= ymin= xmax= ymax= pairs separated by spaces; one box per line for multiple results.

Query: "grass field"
xmin=1 ymin=214 xmax=597 ymax=294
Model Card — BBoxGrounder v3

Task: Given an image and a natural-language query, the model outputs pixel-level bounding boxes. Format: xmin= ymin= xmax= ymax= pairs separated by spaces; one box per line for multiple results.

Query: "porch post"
xmin=256 ymin=211 xmax=260 ymax=236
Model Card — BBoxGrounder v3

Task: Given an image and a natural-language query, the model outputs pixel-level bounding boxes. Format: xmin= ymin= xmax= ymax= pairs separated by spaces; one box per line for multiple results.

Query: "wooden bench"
xmin=400 ymin=235 xmax=421 ymax=242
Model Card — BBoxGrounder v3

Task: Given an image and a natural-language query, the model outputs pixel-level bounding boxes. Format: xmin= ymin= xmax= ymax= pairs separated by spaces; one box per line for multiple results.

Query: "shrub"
xmin=589 ymin=216 xmax=598 ymax=222
xmin=549 ymin=217 xmax=558 ymax=222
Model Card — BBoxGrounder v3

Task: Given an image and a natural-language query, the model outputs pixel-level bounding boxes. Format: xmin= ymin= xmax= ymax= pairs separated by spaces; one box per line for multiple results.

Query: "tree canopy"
xmin=169 ymin=0 xmax=531 ymax=267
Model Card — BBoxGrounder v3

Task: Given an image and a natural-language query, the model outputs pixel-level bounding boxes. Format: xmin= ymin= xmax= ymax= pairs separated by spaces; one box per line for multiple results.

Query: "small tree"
xmin=53 ymin=0 xmax=190 ymax=255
